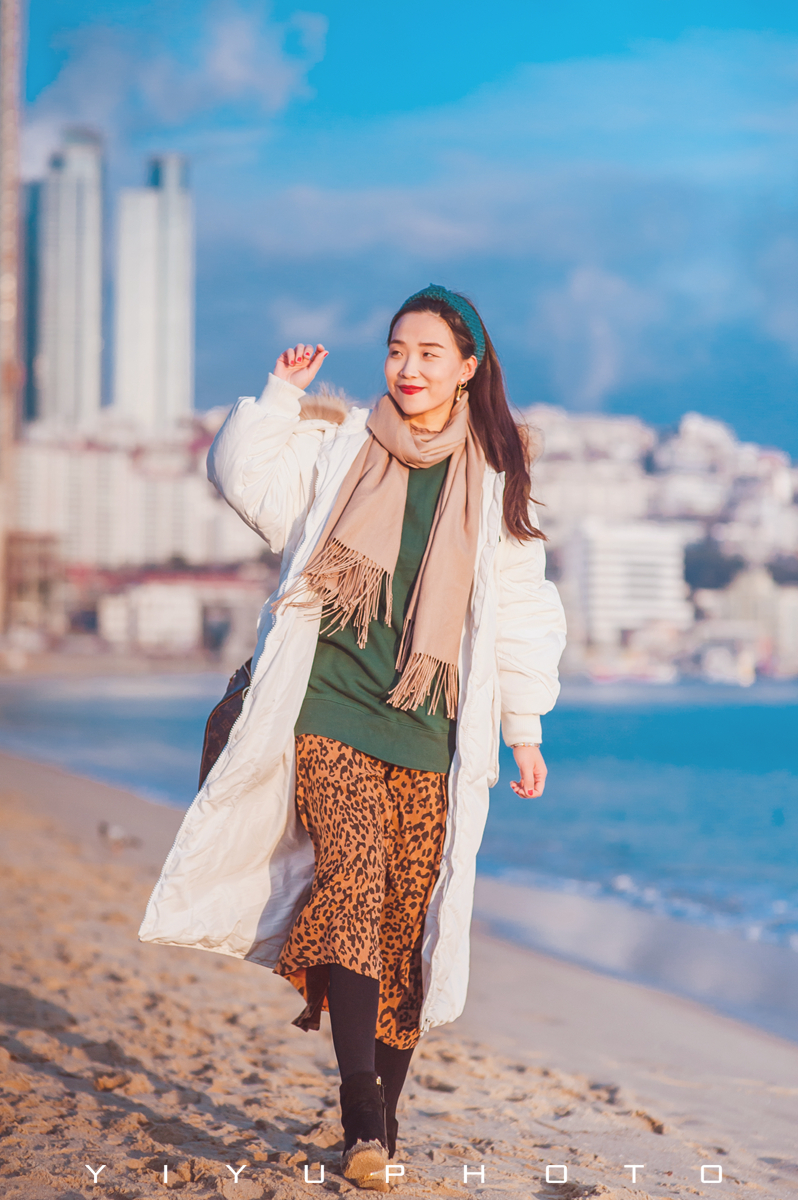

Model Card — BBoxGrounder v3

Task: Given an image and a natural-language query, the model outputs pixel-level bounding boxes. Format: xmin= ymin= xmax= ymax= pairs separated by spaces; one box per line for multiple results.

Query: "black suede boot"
xmin=339 ymin=1070 xmax=389 ymax=1190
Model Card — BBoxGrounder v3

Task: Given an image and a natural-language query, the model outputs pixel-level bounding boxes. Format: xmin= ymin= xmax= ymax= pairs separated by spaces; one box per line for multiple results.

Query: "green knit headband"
xmin=399 ymin=284 xmax=486 ymax=364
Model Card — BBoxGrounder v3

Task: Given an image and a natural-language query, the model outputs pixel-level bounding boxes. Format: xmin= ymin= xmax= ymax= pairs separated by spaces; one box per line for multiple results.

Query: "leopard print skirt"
xmin=273 ymin=734 xmax=449 ymax=1049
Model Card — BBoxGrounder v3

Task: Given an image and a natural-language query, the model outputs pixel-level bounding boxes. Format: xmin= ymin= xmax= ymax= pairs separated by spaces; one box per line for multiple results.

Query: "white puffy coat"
xmin=139 ymin=375 xmax=566 ymax=1035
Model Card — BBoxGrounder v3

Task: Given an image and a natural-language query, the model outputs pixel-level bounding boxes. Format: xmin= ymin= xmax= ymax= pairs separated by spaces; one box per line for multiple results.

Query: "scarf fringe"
xmin=387 ymin=652 xmax=459 ymax=720
xmin=292 ymin=537 xmax=392 ymax=649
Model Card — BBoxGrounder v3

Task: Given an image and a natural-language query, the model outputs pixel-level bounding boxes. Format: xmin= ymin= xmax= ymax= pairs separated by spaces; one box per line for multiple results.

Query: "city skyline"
xmin=23 ymin=131 xmax=195 ymax=429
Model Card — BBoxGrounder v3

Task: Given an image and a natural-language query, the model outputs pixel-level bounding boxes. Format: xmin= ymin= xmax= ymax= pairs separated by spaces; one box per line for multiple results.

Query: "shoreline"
xmin=5 ymin=660 xmax=798 ymax=692
xmin=2 ymin=750 xmax=798 ymax=1198
xmin=2 ymin=742 xmax=797 ymax=1042
xmin=473 ymin=874 xmax=798 ymax=1044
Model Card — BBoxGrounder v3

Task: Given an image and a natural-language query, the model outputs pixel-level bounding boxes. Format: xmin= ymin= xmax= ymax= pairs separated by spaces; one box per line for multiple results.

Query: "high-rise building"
xmin=0 ymin=0 xmax=23 ymax=630
xmin=113 ymin=155 xmax=194 ymax=430
xmin=22 ymin=181 xmax=42 ymax=422
xmin=34 ymin=129 xmax=103 ymax=428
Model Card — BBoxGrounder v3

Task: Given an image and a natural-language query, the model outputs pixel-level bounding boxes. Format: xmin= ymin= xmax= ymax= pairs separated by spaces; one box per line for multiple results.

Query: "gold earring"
xmin=456 ymin=380 xmax=466 ymax=399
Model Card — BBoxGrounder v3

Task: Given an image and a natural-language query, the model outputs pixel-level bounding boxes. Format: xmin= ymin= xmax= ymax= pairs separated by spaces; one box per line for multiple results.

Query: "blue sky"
xmin=24 ymin=1 xmax=798 ymax=451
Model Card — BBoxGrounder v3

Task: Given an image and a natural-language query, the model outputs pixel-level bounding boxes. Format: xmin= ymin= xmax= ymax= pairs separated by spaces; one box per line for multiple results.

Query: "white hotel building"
xmin=113 ymin=155 xmax=194 ymax=431
xmin=564 ymin=519 xmax=694 ymax=648
xmin=34 ymin=129 xmax=103 ymax=428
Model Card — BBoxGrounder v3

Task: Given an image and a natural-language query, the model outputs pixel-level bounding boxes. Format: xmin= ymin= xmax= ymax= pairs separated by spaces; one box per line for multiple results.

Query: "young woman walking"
xmin=139 ymin=285 xmax=566 ymax=1190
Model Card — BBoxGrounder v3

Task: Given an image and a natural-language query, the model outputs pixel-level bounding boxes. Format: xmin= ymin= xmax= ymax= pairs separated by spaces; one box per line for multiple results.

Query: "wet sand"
xmin=1 ymin=750 xmax=796 ymax=1199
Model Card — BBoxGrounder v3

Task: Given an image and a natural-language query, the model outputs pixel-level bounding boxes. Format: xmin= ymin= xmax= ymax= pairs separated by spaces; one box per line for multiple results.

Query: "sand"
xmin=1 ymin=749 xmax=797 ymax=1200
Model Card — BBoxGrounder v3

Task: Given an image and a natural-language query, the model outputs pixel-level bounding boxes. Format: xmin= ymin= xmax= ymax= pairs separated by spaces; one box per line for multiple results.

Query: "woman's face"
xmin=384 ymin=311 xmax=477 ymax=431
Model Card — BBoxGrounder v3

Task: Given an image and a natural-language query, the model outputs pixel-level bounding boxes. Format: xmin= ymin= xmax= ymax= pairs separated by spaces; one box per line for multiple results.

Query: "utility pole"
xmin=0 ymin=0 xmax=21 ymax=630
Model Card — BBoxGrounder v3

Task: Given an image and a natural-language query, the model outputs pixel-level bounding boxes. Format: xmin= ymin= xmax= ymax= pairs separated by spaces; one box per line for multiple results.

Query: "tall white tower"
xmin=0 ymin=0 xmax=22 ymax=628
xmin=36 ymin=129 xmax=103 ymax=428
xmin=113 ymin=155 xmax=194 ymax=430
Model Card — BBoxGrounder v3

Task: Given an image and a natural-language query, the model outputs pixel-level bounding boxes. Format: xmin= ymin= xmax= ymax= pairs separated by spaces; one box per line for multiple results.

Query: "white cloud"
xmin=534 ymin=268 xmax=664 ymax=409
xmin=269 ymin=297 xmax=391 ymax=349
xmin=406 ymin=29 xmax=798 ymax=181
xmin=191 ymin=29 xmax=798 ymax=269
xmin=21 ymin=2 xmax=327 ymax=179
xmin=140 ymin=7 xmax=326 ymax=124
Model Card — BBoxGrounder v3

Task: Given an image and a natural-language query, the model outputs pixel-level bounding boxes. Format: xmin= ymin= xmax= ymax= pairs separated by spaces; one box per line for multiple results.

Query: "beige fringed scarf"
xmin=284 ymin=391 xmax=485 ymax=718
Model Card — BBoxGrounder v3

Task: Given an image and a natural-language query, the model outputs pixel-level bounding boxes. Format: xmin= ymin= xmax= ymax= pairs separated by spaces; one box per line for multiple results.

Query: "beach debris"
xmin=220 ymin=1178 xmax=264 ymax=1200
xmin=0 ymin=1046 xmax=33 ymax=1094
xmin=416 ymin=1073 xmax=458 ymax=1093
xmin=81 ymin=1037 xmax=135 ymax=1066
xmin=633 ymin=1109 xmax=667 ymax=1135
xmin=97 ymin=820 xmax=142 ymax=850
xmin=121 ymin=1072 xmax=154 ymax=1096
xmin=296 ymin=1121 xmax=343 ymax=1149
xmin=93 ymin=1070 xmax=131 ymax=1091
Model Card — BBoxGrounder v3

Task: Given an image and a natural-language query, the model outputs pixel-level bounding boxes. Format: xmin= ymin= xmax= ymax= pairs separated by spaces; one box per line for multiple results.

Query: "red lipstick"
xmin=398 ymin=385 xmax=423 ymax=394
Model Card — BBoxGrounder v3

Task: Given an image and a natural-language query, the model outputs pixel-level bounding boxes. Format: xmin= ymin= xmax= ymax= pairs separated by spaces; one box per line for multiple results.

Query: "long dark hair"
xmin=388 ymin=294 xmax=545 ymax=543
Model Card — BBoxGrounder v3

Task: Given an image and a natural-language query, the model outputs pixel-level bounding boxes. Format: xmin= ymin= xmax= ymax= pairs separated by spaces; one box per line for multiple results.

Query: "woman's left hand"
xmin=510 ymin=745 xmax=547 ymax=798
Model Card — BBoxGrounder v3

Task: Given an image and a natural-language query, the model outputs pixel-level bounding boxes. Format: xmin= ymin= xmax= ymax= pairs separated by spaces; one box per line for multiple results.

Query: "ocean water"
xmin=0 ymin=674 xmax=796 ymax=958
xmin=0 ymin=674 xmax=223 ymax=806
xmin=487 ymin=682 xmax=798 ymax=955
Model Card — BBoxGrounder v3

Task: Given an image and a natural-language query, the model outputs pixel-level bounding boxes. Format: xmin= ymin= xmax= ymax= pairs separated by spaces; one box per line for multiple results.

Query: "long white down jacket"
xmin=139 ymin=374 xmax=567 ymax=1035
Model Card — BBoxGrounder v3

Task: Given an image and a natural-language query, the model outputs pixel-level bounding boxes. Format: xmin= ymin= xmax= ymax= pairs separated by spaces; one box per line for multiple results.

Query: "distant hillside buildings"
xmin=524 ymin=405 xmax=798 ymax=683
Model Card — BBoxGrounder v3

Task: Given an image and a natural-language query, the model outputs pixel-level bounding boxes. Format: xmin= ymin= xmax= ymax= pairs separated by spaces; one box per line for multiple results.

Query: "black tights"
xmin=327 ymin=964 xmax=414 ymax=1115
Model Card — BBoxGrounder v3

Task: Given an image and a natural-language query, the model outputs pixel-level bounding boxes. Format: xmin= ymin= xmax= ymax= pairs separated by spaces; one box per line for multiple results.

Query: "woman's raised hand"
xmin=273 ymin=343 xmax=328 ymax=390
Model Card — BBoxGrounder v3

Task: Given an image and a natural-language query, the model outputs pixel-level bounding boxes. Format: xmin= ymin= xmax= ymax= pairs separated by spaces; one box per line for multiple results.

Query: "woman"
xmin=139 ymin=285 xmax=566 ymax=1191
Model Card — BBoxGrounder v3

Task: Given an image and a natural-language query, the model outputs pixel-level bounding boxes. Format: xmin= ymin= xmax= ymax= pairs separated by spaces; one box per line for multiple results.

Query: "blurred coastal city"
xmin=0 ymin=0 xmax=797 ymax=687
xmin=1 ymin=120 xmax=798 ymax=683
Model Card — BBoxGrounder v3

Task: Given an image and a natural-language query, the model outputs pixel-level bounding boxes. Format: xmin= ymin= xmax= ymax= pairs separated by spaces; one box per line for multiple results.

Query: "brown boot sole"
xmin=341 ymin=1139 xmax=390 ymax=1191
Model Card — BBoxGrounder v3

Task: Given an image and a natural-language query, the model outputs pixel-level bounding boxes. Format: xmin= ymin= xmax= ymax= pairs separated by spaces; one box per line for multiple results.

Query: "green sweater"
xmin=295 ymin=457 xmax=456 ymax=773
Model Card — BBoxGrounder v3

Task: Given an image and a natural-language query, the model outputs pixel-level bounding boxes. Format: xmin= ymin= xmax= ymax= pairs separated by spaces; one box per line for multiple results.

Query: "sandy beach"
xmin=2 ymin=749 xmax=797 ymax=1200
